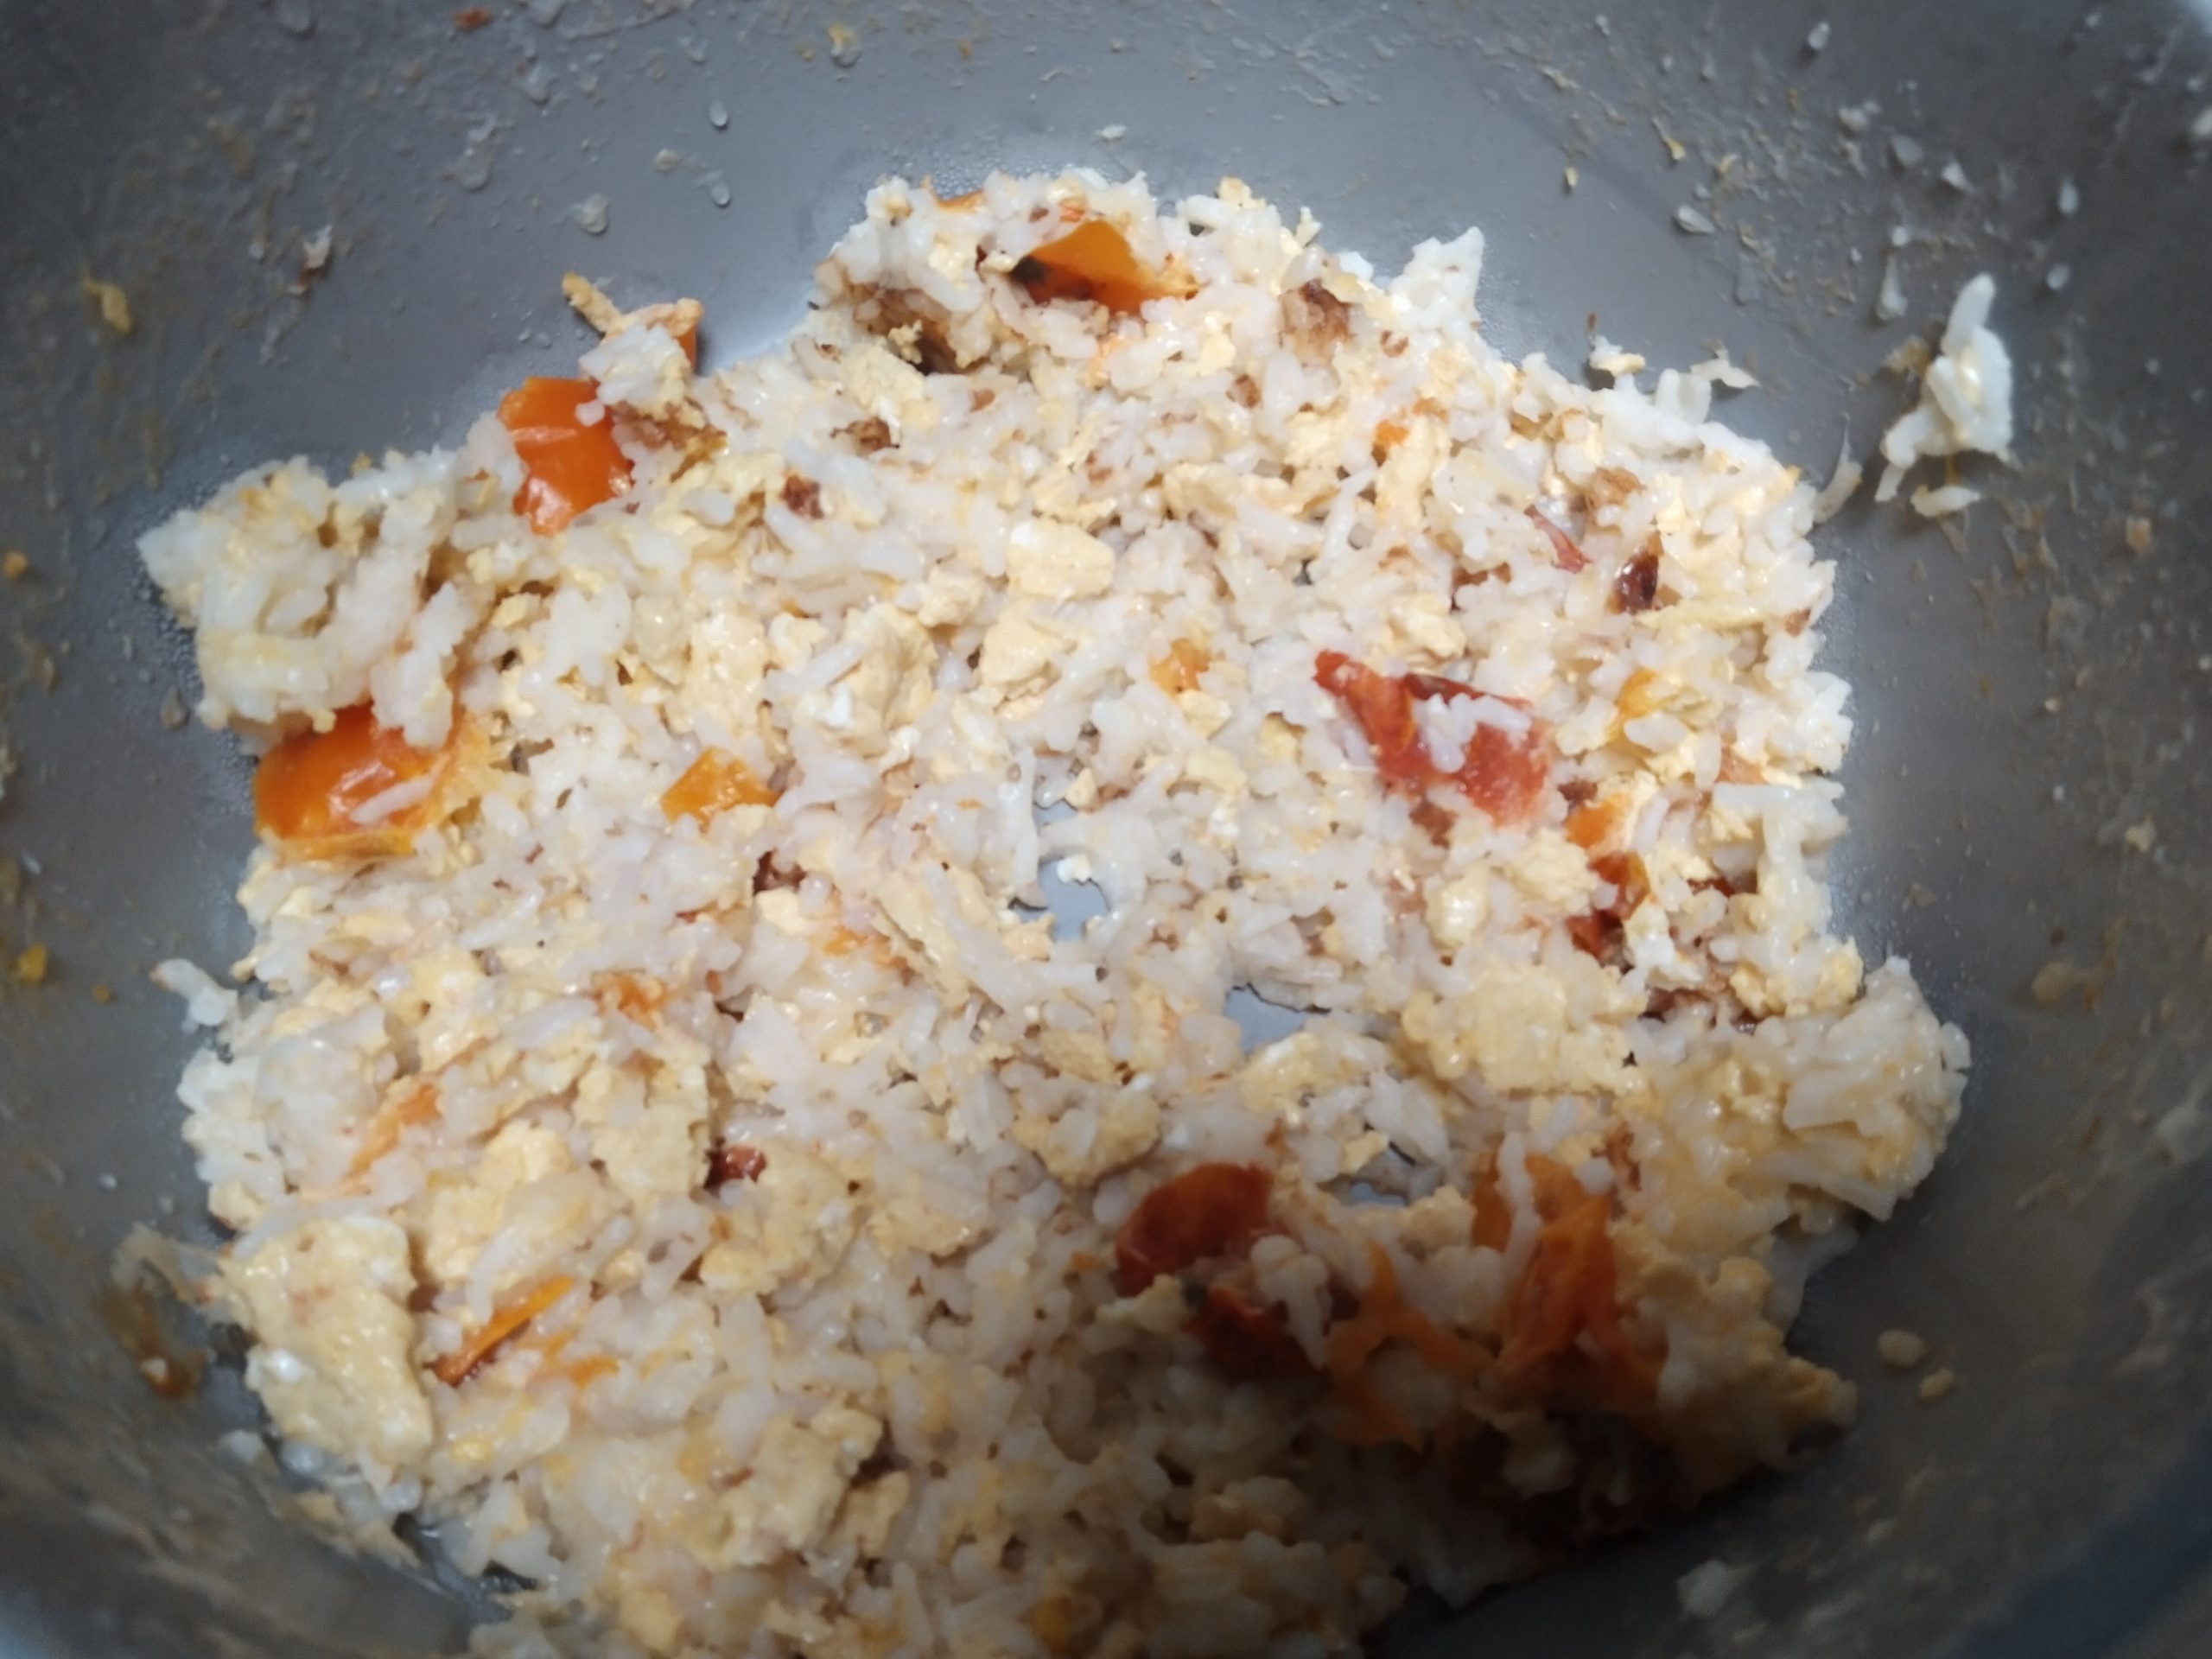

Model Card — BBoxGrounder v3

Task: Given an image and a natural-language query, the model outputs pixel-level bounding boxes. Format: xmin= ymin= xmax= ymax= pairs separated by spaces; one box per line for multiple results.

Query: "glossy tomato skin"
xmin=1113 ymin=1163 xmax=1274 ymax=1297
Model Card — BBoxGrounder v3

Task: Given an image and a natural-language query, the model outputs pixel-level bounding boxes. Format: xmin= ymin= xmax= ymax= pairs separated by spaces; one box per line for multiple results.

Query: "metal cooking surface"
xmin=3 ymin=3 xmax=2210 ymax=1656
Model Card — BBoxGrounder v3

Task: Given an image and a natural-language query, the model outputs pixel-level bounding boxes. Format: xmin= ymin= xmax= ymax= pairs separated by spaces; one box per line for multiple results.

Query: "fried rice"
xmin=141 ymin=168 xmax=1970 ymax=1658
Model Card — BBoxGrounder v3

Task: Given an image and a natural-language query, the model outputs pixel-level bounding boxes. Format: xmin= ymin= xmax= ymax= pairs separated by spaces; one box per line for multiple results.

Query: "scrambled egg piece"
xmin=680 ymin=607 xmax=771 ymax=736
xmin=82 ymin=275 xmax=135 ymax=336
xmin=1006 ymin=519 xmax=1116 ymax=601
xmin=223 ymin=1216 xmax=431 ymax=1474
xmin=838 ymin=339 xmax=940 ymax=436
xmin=1236 ymin=1028 xmax=1370 ymax=1122
xmin=795 ymin=605 xmax=933 ymax=757
xmin=1012 ymin=1085 xmax=1162 ymax=1187
xmin=419 ymin=1116 xmax=607 ymax=1295
xmin=977 ymin=607 xmax=1067 ymax=690
xmin=874 ymin=861 xmax=1021 ymax=1002
xmin=1402 ymin=962 xmax=1634 ymax=1096
xmin=693 ymin=1407 xmax=883 ymax=1569
xmin=1423 ymin=866 xmax=1491 ymax=952
xmin=1508 ymin=829 xmax=1600 ymax=911
xmin=697 ymin=1144 xmax=860 ymax=1299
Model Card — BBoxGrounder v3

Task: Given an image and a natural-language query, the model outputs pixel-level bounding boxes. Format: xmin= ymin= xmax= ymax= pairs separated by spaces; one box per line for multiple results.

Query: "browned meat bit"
xmin=838 ymin=416 xmax=893 ymax=454
xmin=752 ymin=855 xmax=804 ymax=894
xmin=1715 ymin=750 xmax=1761 ymax=786
xmin=1525 ymin=506 xmax=1589 ymax=573
xmin=1599 ymin=1122 xmax=1643 ymax=1190
xmin=779 ymin=474 xmax=824 ymax=518
xmin=1281 ymin=279 xmax=1353 ymax=358
xmin=1567 ymin=852 xmax=1649 ymax=967
xmin=706 ymin=1142 xmax=768 ymax=1190
xmin=901 ymin=318 xmax=960 ymax=375
xmin=1228 ymin=372 xmax=1261 ymax=409
xmin=1410 ymin=798 xmax=1457 ymax=847
xmin=453 ymin=5 xmax=493 ymax=30
xmin=863 ymin=290 xmax=961 ymax=374
xmin=1581 ymin=467 xmax=1642 ymax=512
xmin=1612 ymin=541 xmax=1662 ymax=613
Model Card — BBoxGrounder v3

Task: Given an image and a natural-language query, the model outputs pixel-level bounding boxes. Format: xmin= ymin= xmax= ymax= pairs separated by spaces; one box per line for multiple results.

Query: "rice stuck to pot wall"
xmin=141 ymin=170 xmax=1967 ymax=1658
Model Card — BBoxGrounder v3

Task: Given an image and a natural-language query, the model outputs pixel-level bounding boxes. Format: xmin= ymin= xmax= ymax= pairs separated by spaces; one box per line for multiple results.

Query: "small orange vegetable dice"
xmin=253 ymin=704 xmax=457 ymax=861
xmin=661 ymin=748 xmax=777 ymax=822
xmin=498 ymin=376 xmax=632 ymax=534
xmin=1011 ymin=219 xmax=1189 ymax=316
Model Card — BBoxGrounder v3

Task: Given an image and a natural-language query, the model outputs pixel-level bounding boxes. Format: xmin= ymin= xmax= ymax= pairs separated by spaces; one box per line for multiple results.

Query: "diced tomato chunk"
xmin=1566 ymin=911 xmax=1619 ymax=962
xmin=1148 ymin=638 xmax=1211 ymax=696
xmin=1313 ymin=652 xmax=1549 ymax=824
xmin=1113 ymin=1163 xmax=1274 ymax=1296
xmin=498 ymin=375 xmax=632 ymax=534
xmin=1458 ymin=721 xmax=1550 ymax=823
xmin=1321 ymin=1243 xmax=1486 ymax=1449
xmin=1591 ymin=851 xmax=1649 ymax=912
xmin=347 ymin=1081 xmax=441 ymax=1179
xmin=1471 ymin=1149 xmax=1517 ymax=1250
xmin=1188 ymin=1282 xmax=1314 ymax=1380
xmin=1314 ymin=651 xmax=1428 ymax=790
xmin=1566 ymin=852 xmax=1650 ymax=963
xmin=1488 ymin=1154 xmax=1663 ymax=1414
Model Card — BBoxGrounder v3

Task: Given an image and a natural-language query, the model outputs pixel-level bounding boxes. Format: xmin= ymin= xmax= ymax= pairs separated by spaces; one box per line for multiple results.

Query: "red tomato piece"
xmin=1314 ymin=653 xmax=1550 ymax=823
xmin=1187 ymin=1282 xmax=1314 ymax=1380
xmin=1493 ymin=1155 xmax=1663 ymax=1414
xmin=1314 ymin=651 xmax=1430 ymax=791
xmin=1113 ymin=1163 xmax=1274 ymax=1296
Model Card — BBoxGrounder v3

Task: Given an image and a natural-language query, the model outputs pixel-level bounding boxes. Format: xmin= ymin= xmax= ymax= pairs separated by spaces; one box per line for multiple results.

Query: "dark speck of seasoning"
xmin=779 ymin=474 xmax=823 ymax=518
xmin=838 ymin=416 xmax=893 ymax=454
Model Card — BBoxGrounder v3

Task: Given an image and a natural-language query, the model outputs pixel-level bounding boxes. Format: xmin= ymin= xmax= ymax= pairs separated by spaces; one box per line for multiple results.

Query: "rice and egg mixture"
xmin=143 ymin=170 xmax=1968 ymax=1657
